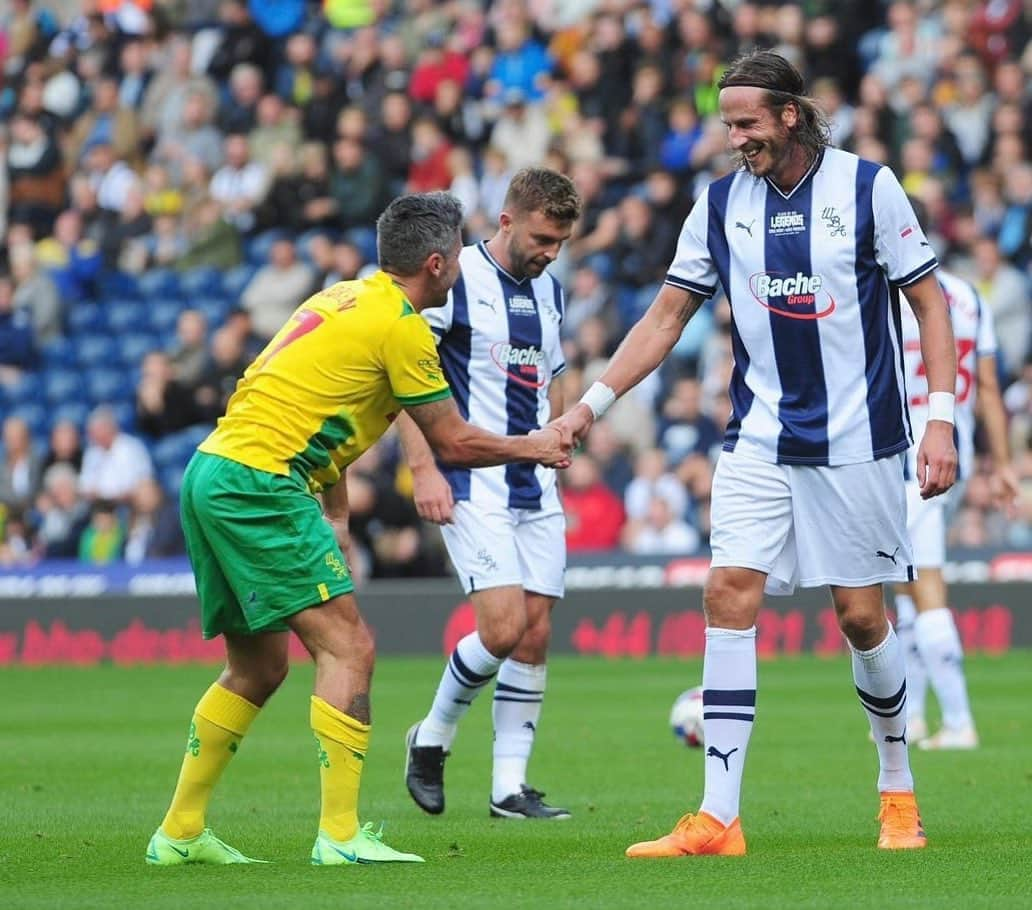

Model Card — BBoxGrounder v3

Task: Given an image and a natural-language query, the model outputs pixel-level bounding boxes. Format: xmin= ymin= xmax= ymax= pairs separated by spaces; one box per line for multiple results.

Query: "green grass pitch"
xmin=3 ymin=653 xmax=1030 ymax=909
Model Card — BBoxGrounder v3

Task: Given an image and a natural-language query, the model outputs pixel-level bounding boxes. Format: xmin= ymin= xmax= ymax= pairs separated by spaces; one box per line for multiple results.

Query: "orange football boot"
xmin=625 ymin=812 xmax=746 ymax=858
xmin=877 ymin=791 xmax=927 ymax=849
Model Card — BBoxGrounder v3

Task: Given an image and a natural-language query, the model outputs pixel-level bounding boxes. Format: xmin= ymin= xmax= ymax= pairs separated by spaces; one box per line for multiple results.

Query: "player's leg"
xmin=406 ymin=583 xmax=522 ymax=813
xmin=289 ymin=592 xmax=423 ymax=865
xmin=489 ymin=506 xmax=568 ymax=819
xmin=892 ymin=588 xmax=928 ymax=740
xmin=910 ymin=567 xmax=977 ymax=749
xmin=627 ymin=451 xmax=792 ymax=858
xmin=148 ymin=455 xmax=277 ymax=865
xmin=406 ymin=502 xmax=522 ymax=813
xmin=490 ymin=591 xmax=569 ymax=819
xmin=832 ymin=582 xmax=925 ymax=849
xmin=791 ymin=455 xmax=924 ymax=849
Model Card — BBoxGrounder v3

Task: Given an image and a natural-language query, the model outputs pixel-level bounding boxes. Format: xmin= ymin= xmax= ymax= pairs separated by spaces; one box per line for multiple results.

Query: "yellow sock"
xmin=161 ymin=683 xmax=260 ymax=840
xmin=311 ymin=695 xmax=370 ymax=842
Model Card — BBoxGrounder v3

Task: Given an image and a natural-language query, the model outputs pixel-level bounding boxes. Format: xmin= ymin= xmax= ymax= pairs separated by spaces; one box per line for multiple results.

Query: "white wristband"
xmin=927 ymin=391 xmax=955 ymax=424
xmin=579 ymin=381 xmax=616 ymax=420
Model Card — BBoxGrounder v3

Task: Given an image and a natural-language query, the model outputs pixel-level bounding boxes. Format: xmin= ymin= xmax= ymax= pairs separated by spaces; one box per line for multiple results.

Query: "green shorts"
xmin=180 ymin=452 xmax=354 ymax=639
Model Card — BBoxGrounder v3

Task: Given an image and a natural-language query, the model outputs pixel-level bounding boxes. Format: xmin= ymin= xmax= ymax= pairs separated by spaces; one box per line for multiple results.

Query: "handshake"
xmin=526 ymin=402 xmax=597 ymax=469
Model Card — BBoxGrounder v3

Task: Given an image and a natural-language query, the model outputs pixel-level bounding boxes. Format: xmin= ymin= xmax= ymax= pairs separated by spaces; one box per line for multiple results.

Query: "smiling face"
xmin=719 ymin=85 xmax=798 ymax=181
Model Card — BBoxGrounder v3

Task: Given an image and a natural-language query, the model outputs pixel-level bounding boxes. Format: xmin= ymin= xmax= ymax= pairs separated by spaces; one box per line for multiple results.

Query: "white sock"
xmin=699 ymin=626 xmax=757 ymax=826
xmin=416 ymin=632 xmax=503 ymax=749
xmin=894 ymin=595 xmax=927 ymax=726
xmin=491 ymin=658 xmax=546 ymax=802
xmin=852 ymin=627 xmax=913 ymax=793
xmin=915 ymin=608 xmax=973 ymax=731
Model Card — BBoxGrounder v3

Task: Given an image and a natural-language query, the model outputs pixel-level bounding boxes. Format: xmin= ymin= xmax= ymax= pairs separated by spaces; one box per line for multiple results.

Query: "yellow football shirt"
xmin=199 ymin=271 xmax=451 ymax=490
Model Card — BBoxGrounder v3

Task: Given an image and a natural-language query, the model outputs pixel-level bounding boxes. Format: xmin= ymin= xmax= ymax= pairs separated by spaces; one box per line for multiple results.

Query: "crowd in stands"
xmin=0 ymin=0 xmax=1029 ymax=577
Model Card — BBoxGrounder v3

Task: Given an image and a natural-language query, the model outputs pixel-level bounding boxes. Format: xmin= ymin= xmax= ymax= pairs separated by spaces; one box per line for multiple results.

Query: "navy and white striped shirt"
xmin=423 ymin=242 xmax=566 ymax=510
xmin=668 ymin=147 xmax=938 ymax=466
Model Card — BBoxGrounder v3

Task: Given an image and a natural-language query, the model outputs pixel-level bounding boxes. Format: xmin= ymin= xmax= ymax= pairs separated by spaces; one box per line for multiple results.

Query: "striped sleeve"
xmin=872 ymin=166 xmax=938 ymax=287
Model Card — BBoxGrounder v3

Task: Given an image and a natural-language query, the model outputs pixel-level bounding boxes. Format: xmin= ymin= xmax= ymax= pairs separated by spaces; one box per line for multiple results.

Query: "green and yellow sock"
xmin=311 ymin=695 xmax=370 ymax=842
xmin=160 ymin=683 xmax=260 ymax=840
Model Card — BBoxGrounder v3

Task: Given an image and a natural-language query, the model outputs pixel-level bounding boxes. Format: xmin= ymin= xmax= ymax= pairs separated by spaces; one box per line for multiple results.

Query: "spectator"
xmin=0 ymin=272 xmax=36 ymax=371
xmin=194 ymin=325 xmax=248 ymax=420
xmin=959 ymin=236 xmax=1030 ymax=379
xmin=34 ymin=208 xmax=101 ymax=302
xmin=562 ymin=453 xmax=625 ymax=552
xmin=275 ymin=32 xmax=318 ymax=108
xmin=79 ymin=406 xmax=154 ymax=503
xmin=9 ymin=241 xmax=61 ymax=343
xmin=78 ymin=499 xmax=125 ymax=565
xmin=41 ymin=419 xmax=83 ymax=474
xmin=123 ymin=477 xmax=184 ymax=563
xmin=240 ymin=238 xmax=314 ymax=340
xmin=151 ymin=89 xmax=224 ymax=183
xmin=207 ymin=4 xmax=274 ymax=89
xmin=168 ymin=309 xmax=209 ymax=389
xmin=0 ymin=415 xmax=43 ymax=510
xmin=175 ymin=197 xmax=242 ymax=271
xmin=329 ymin=136 xmax=385 ymax=229
xmin=85 ymin=142 xmax=139 ymax=214
xmin=624 ymin=448 xmax=688 ymax=524
xmin=135 ymin=350 xmax=204 ymax=439
xmin=215 ymin=61 xmax=265 ymax=134
xmin=209 ymin=133 xmax=268 ymax=233
xmin=7 ymin=112 xmax=64 ymax=234
xmin=248 ymin=93 xmax=302 ymax=172
xmin=658 ymin=377 xmax=722 ymax=465
xmin=34 ymin=462 xmax=89 ymax=559
xmin=489 ymin=90 xmax=550 ymax=174
xmin=140 ymin=34 xmax=218 ymax=149
xmin=64 ymin=75 xmax=139 ymax=167
xmin=407 ymin=117 xmax=453 ymax=193
xmin=584 ymin=419 xmax=634 ymax=499
xmin=0 ymin=507 xmax=37 ymax=566
xmin=623 ymin=495 xmax=700 ymax=555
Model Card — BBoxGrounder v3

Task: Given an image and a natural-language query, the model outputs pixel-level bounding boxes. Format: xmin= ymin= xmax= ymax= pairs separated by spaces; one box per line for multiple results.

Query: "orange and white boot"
xmin=626 ymin=812 xmax=746 ymax=858
xmin=877 ymin=791 xmax=927 ymax=849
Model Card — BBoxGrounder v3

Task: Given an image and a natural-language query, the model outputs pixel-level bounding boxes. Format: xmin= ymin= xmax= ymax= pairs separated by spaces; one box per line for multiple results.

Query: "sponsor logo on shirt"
xmin=748 ymin=271 xmax=836 ymax=320
xmin=490 ymin=342 xmax=547 ymax=388
xmin=767 ymin=211 xmax=806 ymax=235
xmin=508 ymin=295 xmax=537 ymax=315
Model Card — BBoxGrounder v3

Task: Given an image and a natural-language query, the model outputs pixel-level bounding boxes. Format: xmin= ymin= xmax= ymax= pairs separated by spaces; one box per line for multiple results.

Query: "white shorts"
xmin=710 ymin=450 xmax=914 ymax=596
xmin=905 ymin=479 xmax=966 ymax=569
xmin=441 ymin=500 xmax=566 ymax=598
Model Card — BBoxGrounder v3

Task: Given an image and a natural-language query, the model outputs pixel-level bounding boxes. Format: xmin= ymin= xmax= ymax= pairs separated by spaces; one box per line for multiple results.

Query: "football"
xmin=670 ymin=685 xmax=705 ymax=747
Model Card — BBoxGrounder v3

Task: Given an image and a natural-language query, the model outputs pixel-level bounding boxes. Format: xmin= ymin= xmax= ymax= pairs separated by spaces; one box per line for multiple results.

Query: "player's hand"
xmin=552 ymin=402 xmax=596 ymax=446
xmin=411 ymin=465 xmax=454 ymax=524
xmin=528 ymin=424 xmax=574 ymax=468
xmin=916 ymin=421 xmax=958 ymax=499
xmin=324 ymin=514 xmax=359 ymax=570
xmin=989 ymin=463 xmax=1020 ymax=518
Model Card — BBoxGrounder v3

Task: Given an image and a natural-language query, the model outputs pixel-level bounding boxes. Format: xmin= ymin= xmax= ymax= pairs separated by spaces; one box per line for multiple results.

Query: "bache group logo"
xmin=490 ymin=342 xmax=547 ymax=388
xmin=748 ymin=271 xmax=836 ymax=320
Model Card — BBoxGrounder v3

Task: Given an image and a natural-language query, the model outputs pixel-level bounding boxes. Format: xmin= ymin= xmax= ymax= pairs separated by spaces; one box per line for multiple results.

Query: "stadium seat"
xmin=76 ymin=334 xmax=120 ymax=368
xmin=180 ymin=266 xmax=223 ymax=297
xmin=10 ymin=403 xmax=48 ymax=436
xmin=138 ymin=268 xmax=181 ymax=299
xmin=95 ymin=271 xmax=140 ymax=299
xmin=106 ymin=298 xmax=150 ymax=334
xmin=43 ymin=368 xmax=83 ymax=405
xmin=5 ymin=371 xmax=42 ymax=404
xmin=49 ymin=401 xmax=90 ymax=430
xmin=149 ymin=298 xmax=185 ymax=334
xmin=108 ymin=399 xmax=136 ymax=431
xmin=245 ymin=230 xmax=283 ymax=266
xmin=119 ymin=332 xmax=162 ymax=367
xmin=67 ymin=302 xmax=107 ymax=334
xmin=192 ymin=295 xmax=230 ymax=327
xmin=159 ymin=463 xmax=186 ymax=496
xmin=85 ymin=367 xmax=133 ymax=405
xmin=221 ymin=263 xmax=257 ymax=300
xmin=40 ymin=336 xmax=78 ymax=369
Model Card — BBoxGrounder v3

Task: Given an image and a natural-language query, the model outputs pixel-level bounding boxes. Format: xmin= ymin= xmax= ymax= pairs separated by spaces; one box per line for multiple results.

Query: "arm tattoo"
xmin=676 ymin=293 xmax=705 ymax=327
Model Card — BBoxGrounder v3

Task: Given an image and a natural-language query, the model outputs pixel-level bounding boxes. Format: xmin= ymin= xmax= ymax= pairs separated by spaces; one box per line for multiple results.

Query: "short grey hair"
xmin=376 ymin=192 xmax=464 ymax=276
